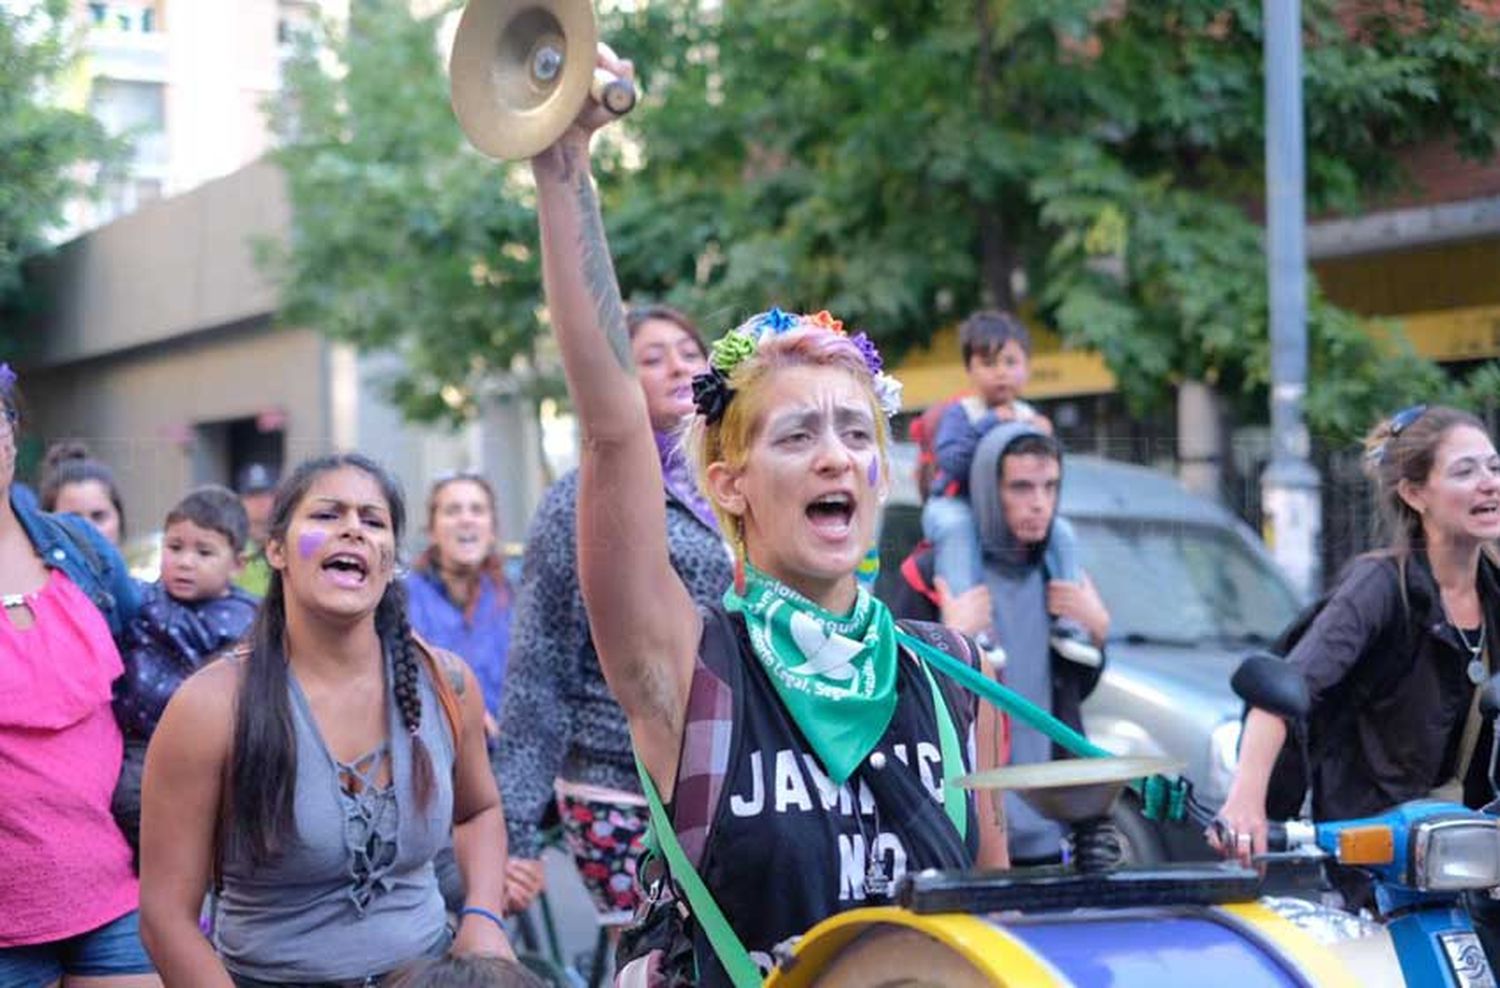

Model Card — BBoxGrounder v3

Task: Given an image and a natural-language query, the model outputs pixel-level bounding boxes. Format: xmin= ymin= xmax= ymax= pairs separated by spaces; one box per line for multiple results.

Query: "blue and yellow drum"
xmin=766 ymin=902 xmax=1365 ymax=988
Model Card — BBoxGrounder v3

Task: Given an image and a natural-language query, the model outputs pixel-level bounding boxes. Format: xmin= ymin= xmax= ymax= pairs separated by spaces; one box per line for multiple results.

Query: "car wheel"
xmin=1110 ymin=796 xmax=1168 ymax=865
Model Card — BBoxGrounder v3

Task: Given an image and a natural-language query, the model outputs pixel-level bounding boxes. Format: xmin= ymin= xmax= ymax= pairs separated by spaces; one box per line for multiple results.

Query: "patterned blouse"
xmin=495 ymin=467 xmax=733 ymax=858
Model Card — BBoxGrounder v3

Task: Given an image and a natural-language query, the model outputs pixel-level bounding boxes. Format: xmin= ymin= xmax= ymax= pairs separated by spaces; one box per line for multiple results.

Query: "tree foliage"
xmin=267 ymin=0 xmax=1500 ymax=436
xmin=0 ymin=0 xmax=119 ymax=336
xmin=262 ymin=0 xmax=550 ymax=423
xmin=604 ymin=0 xmax=1500 ymax=439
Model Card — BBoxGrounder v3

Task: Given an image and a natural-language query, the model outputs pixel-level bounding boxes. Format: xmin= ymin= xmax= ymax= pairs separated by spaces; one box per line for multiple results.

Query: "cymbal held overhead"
xmin=449 ymin=0 xmax=636 ymax=161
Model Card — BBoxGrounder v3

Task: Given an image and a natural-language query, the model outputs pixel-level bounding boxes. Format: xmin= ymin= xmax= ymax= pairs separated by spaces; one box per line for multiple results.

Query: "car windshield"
xmin=1073 ymin=516 xmax=1301 ymax=647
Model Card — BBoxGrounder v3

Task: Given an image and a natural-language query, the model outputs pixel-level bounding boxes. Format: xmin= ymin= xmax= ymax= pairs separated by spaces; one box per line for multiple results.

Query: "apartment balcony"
xmin=83 ymin=5 xmax=169 ymax=84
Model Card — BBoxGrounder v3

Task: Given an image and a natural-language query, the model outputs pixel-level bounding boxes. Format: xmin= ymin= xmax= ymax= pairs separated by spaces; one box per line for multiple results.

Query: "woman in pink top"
xmin=0 ymin=370 xmax=159 ymax=987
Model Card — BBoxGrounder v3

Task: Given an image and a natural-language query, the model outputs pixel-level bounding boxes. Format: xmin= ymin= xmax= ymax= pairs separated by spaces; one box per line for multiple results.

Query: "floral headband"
xmin=690 ymin=309 xmax=903 ymax=425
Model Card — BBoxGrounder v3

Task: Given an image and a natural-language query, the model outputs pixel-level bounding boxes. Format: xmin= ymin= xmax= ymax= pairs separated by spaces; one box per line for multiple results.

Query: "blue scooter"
xmin=1231 ymin=653 xmax=1500 ymax=988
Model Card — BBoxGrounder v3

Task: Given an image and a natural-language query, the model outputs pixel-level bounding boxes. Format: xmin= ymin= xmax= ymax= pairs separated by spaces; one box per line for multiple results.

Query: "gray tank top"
xmin=215 ymin=649 xmax=455 ymax=982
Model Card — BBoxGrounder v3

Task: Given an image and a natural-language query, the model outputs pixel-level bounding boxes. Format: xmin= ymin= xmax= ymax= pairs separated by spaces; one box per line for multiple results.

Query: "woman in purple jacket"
xmin=404 ymin=474 xmax=513 ymax=740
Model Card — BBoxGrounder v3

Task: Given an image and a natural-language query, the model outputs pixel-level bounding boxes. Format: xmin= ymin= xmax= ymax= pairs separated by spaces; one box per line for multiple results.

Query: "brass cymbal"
xmin=957 ymin=756 xmax=1184 ymax=791
xmin=958 ymin=757 xmax=1185 ymax=825
xmin=449 ymin=0 xmax=599 ymax=160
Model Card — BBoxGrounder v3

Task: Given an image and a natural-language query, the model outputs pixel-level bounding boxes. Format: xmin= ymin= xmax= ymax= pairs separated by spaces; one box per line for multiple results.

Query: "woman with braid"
xmin=137 ymin=454 xmax=514 ymax=986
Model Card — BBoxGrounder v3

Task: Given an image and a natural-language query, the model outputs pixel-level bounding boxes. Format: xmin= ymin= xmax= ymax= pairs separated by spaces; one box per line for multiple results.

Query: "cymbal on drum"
xmin=957 ymin=756 xmax=1184 ymax=824
xmin=450 ymin=0 xmax=599 ymax=160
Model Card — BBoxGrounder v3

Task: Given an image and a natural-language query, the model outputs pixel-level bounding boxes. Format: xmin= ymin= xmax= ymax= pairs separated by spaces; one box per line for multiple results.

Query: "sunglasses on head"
xmin=1388 ymin=404 xmax=1428 ymax=437
xmin=431 ymin=469 xmax=486 ymax=486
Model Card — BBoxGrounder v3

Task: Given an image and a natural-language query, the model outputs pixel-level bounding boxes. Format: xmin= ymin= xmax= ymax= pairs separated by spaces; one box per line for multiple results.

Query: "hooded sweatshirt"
xmin=968 ymin=422 xmax=1065 ymax=859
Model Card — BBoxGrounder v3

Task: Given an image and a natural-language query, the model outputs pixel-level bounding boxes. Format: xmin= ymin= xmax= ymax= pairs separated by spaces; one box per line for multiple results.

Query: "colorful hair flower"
xmin=872 ymin=373 xmax=904 ymax=418
xmin=807 ymin=310 xmax=844 ymax=334
xmin=0 ymin=363 xmax=15 ymax=392
xmin=710 ymin=330 xmax=757 ymax=374
xmin=755 ymin=308 xmax=798 ymax=335
xmin=692 ymin=369 xmax=735 ymax=425
xmin=850 ymin=332 xmax=883 ymax=376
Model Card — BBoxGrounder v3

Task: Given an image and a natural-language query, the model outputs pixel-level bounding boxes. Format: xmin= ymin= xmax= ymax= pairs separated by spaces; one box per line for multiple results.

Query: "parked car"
xmin=874 ymin=442 xmax=1305 ymax=860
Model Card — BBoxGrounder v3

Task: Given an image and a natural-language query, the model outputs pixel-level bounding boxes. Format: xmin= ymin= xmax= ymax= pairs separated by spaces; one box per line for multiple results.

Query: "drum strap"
xmin=636 ymin=757 xmax=763 ymax=988
xmin=632 ymin=645 xmax=967 ymax=986
xmin=894 ymin=630 xmax=1111 ymax=759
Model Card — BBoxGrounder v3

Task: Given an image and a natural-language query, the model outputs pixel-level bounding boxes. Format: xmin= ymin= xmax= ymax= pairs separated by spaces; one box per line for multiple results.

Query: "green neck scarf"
xmin=723 ymin=566 xmax=898 ymax=786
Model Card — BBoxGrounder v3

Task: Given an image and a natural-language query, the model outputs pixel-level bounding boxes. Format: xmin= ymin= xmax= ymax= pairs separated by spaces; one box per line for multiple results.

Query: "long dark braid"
xmin=378 ymin=577 xmax=435 ymax=809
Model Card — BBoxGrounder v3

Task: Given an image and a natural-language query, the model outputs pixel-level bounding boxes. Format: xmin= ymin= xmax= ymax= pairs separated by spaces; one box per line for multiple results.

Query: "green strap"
xmin=895 ymin=630 xmax=1110 ymax=759
xmin=895 ymin=630 xmax=1193 ymax=821
xmin=914 ymin=657 xmax=968 ymax=841
xmin=634 ymin=758 xmax=763 ymax=988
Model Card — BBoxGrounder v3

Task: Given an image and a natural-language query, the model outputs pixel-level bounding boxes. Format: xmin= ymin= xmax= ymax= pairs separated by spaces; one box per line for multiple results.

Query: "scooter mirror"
xmin=1231 ymin=652 xmax=1311 ymax=721
xmin=1480 ymin=673 xmax=1500 ymax=722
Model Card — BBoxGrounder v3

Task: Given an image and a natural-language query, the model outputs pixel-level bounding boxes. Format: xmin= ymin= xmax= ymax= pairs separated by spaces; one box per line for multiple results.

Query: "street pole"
xmin=1260 ymin=0 xmax=1323 ymax=599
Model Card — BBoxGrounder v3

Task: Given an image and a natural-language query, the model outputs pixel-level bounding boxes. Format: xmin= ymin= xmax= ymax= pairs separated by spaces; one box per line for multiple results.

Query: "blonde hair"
xmin=685 ymin=324 xmax=892 ymax=546
xmin=1361 ymin=404 xmax=1487 ymax=555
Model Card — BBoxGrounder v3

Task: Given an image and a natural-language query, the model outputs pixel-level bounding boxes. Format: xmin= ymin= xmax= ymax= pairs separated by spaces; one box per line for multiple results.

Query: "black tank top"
xmin=690 ymin=608 xmax=980 ymax=984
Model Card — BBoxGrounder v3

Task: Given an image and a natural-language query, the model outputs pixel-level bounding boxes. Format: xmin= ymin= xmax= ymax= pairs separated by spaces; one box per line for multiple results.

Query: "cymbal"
xmin=958 ymin=757 xmax=1185 ymax=824
xmin=957 ymin=756 xmax=1184 ymax=792
xmin=450 ymin=0 xmax=599 ymax=160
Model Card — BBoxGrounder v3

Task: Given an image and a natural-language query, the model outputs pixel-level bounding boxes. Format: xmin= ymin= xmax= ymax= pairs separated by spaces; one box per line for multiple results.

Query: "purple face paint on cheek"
xmin=297 ymin=530 xmax=328 ymax=560
xmin=867 ymin=458 xmax=879 ymax=488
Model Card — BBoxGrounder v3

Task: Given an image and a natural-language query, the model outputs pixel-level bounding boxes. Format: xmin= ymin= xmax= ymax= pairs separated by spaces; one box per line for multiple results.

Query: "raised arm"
xmin=528 ymin=52 xmax=699 ymax=793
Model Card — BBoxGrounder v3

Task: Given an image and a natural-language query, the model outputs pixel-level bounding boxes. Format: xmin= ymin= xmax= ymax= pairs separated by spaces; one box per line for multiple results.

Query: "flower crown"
xmin=690 ymin=309 xmax=903 ymax=425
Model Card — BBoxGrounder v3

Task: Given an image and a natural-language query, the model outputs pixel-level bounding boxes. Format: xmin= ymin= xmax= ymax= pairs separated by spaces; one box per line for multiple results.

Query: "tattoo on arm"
xmin=570 ymin=162 xmax=633 ymax=373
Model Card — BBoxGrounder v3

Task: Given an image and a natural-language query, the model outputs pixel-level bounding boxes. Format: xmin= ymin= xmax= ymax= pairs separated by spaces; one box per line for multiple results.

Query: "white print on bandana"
xmin=752 ymin=599 xmax=877 ymax=702
xmin=727 ymin=745 xmax=946 ymax=902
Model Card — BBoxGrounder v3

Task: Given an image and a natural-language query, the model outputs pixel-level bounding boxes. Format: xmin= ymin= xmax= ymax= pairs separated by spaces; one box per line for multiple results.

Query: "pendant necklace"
xmin=853 ymin=770 xmax=890 ymax=900
xmin=1456 ymin=622 xmax=1488 ymax=685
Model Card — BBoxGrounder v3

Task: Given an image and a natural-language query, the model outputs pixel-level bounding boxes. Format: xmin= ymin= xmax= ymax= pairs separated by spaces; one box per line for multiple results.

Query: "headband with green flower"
xmin=690 ymin=309 xmax=903 ymax=425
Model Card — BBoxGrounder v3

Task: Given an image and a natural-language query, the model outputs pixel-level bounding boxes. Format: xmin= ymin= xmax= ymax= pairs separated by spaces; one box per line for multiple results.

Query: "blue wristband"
xmin=459 ymin=905 xmax=507 ymax=933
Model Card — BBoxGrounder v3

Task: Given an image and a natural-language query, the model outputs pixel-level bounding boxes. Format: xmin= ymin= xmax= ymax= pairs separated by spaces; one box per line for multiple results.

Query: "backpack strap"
xmin=411 ymin=635 xmax=465 ymax=753
xmin=635 ymin=758 xmax=762 ymax=988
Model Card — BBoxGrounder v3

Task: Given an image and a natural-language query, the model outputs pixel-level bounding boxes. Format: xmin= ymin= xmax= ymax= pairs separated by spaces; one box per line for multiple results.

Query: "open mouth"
xmin=806 ymin=491 xmax=855 ymax=538
xmin=322 ymin=552 xmax=370 ymax=587
xmin=1473 ymin=501 xmax=1500 ymax=521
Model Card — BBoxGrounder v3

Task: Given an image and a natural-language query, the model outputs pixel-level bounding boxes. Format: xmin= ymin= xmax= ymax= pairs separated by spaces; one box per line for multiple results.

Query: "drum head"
xmin=808 ymin=926 xmax=991 ymax=988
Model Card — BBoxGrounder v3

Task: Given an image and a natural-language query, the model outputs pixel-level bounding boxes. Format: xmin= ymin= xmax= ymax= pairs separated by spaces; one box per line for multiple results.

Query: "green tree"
xmin=262 ymin=0 xmax=549 ymax=423
xmin=0 ymin=0 xmax=119 ymax=341
xmin=603 ymin=0 xmax=1500 ymax=439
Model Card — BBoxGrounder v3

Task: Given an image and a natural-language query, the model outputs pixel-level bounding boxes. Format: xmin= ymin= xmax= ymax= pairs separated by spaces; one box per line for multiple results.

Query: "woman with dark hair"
xmin=40 ymin=440 xmax=127 ymax=546
xmin=1213 ymin=405 xmax=1500 ymax=865
xmin=138 ymin=453 xmax=513 ymax=986
xmin=495 ymin=303 xmax=733 ymax=926
xmin=406 ymin=473 xmax=513 ymax=737
xmin=0 ymin=369 xmax=155 ymax=986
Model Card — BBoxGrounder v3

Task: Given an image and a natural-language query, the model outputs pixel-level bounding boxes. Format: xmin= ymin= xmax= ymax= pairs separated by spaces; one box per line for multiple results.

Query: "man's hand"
xmin=935 ymin=577 xmax=993 ymax=638
xmin=1046 ymin=574 xmax=1109 ymax=645
xmin=504 ymin=857 xmax=547 ymax=915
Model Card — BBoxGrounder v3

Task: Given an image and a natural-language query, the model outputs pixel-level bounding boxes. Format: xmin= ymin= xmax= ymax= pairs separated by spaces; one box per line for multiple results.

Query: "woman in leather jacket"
xmin=1213 ymin=405 xmax=1500 ymax=865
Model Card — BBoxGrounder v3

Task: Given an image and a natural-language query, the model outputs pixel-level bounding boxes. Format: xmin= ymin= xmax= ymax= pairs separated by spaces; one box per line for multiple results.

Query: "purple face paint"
xmin=298 ymin=530 xmax=328 ymax=560
xmin=867 ymin=458 xmax=879 ymax=488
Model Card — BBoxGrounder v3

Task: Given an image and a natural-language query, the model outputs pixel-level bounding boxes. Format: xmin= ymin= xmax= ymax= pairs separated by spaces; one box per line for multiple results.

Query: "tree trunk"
xmin=974 ymin=0 xmax=1015 ymax=310
xmin=1177 ymin=379 xmax=1225 ymax=503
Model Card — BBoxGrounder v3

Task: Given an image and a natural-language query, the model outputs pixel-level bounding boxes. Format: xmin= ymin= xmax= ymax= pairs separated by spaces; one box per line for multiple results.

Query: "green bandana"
xmin=723 ymin=566 xmax=899 ymax=786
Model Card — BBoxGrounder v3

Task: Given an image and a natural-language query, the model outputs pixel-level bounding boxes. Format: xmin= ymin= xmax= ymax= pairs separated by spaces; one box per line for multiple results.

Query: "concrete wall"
xmin=24 ymin=161 xmax=289 ymax=366
xmin=22 ymin=325 xmax=329 ymax=542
